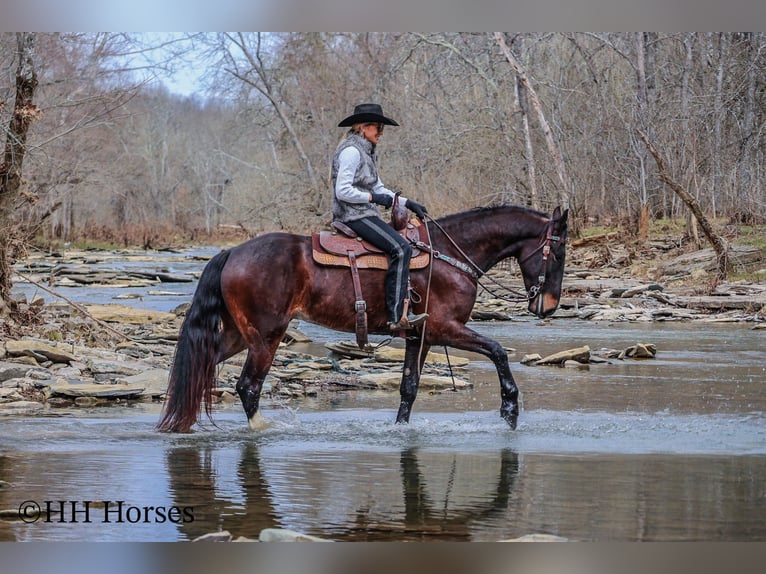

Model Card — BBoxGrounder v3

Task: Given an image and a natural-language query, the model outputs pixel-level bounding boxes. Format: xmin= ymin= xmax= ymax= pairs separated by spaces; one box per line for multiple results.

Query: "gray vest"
xmin=331 ymin=133 xmax=381 ymax=222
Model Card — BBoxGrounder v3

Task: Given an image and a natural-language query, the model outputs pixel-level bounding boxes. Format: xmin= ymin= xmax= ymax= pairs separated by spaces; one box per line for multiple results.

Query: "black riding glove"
xmin=405 ymin=199 xmax=428 ymax=220
xmin=370 ymin=192 xmax=394 ymax=208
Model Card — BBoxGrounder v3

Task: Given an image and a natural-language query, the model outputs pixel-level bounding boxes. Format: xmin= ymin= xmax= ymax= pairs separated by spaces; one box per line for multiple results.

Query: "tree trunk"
xmin=0 ymin=33 xmax=39 ymax=304
xmin=515 ymin=74 xmax=538 ymax=209
xmin=494 ymin=32 xmax=572 ymax=211
xmin=639 ymin=130 xmax=729 ymax=281
xmin=712 ymin=33 xmax=727 ymax=218
xmin=736 ymin=32 xmax=756 ymax=217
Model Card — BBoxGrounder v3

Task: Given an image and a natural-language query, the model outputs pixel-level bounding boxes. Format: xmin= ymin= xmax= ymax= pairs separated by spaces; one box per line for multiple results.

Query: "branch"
xmin=12 ymin=270 xmax=133 ymax=342
xmin=638 ymin=129 xmax=729 ymax=281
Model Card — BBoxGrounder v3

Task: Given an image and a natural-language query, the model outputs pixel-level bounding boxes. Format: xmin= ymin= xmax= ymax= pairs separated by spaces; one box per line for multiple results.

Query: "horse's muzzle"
xmin=528 ymin=292 xmax=559 ymax=318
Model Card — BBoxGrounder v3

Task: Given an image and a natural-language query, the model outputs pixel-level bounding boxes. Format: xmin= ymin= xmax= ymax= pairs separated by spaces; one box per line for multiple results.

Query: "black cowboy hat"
xmin=338 ymin=103 xmax=399 ymax=127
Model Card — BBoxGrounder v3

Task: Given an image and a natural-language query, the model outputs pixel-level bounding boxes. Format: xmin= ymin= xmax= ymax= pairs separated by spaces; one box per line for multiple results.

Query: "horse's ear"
xmin=552 ymin=206 xmax=561 ymax=220
xmin=561 ymin=208 xmax=569 ymax=223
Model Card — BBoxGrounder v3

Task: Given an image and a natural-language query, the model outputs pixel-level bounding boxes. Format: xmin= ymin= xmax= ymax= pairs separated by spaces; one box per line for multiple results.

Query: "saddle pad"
xmin=312 ymin=248 xmax=430 ymax=271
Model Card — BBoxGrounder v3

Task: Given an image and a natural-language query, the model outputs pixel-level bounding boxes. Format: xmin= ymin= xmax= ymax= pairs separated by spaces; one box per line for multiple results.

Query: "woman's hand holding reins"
xmin=405 ymin=199 xmax=428 ymax=220
xmin=371 ymin=192 xmax=394 ymax=208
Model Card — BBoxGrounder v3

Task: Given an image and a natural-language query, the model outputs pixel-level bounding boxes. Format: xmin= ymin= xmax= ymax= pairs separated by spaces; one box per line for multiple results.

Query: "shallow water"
xmin=4 ymin=252 xmax=766 ymax=541
xmin=1 ymin=318 xmax=764 ymax=542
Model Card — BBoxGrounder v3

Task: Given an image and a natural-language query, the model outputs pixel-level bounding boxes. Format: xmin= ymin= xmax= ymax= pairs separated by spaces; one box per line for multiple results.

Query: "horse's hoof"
xmin=501 ymin=410 xmax=518 ymax=430
xmin=248 ymin=411 xmax=269 ymax=431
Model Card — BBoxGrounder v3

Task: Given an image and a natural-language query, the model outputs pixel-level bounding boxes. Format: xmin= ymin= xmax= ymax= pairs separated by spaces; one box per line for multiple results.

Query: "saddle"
xmin=311 ymin=221 xmax=430 ymax=270
xmin=311 ymin=198 xmax=431 ymax=349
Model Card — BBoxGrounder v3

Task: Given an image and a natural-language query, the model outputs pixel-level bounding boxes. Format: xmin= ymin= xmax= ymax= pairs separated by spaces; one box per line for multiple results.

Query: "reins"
xmin=412 ymin=212 xmax=561 ymax=385
xmin=417 ymin=214 xmax=560 ymax=304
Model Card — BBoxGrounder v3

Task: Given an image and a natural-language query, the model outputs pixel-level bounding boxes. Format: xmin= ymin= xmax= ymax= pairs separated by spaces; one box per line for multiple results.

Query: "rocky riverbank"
xmin=1 ymin=240 xmax=764 ymax=417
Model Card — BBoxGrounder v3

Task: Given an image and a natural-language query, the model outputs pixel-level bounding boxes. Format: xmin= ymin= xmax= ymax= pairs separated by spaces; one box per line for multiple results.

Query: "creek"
xmin=1 ymin=249 xmax=764 ymax=541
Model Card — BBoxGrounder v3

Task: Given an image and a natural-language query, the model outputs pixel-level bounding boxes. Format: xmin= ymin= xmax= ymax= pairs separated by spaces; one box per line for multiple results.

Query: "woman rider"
xmin=331 ymin=103 xmax=429 ymax=331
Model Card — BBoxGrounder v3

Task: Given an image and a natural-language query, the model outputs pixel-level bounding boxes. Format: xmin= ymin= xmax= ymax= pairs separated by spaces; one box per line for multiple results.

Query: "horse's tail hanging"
xmin=156 ymin=249 xmax=231 ymax=433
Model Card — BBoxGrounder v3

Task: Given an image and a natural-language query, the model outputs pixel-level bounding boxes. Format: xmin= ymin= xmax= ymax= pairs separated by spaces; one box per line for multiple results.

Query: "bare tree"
xmin=217 ymin=33 xmax=322 ymax=213
xmin=494 ymin=32 xmax=572 ymax=211
xmin=640 ymin=130 xmax=729 ymax=281
xmin=0 ymin=33 xmax=39 ymax=305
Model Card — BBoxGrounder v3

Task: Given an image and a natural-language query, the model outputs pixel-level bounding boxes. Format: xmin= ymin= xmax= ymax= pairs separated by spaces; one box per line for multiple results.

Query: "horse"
xmin=156 ymin=204 xmax=568 ymax=433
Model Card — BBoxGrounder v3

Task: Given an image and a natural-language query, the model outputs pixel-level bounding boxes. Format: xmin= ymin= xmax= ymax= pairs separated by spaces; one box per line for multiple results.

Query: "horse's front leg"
xmin=396 ymin=337 xmax=431 ymax=424
xmin=437 ymin=324 xmax=519 ymax=429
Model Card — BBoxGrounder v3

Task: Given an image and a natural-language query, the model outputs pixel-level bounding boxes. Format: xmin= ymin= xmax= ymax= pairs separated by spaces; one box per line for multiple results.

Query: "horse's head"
xmin=517 ymin=206 xmax=568 ymax=318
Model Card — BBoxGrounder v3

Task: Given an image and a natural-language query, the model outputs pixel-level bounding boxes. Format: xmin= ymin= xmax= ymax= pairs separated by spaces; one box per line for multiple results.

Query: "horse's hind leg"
xmin=236 ymin=341 xmax=281 ymax=430
xmin=396 ymin=337 xmax=431 ymax=424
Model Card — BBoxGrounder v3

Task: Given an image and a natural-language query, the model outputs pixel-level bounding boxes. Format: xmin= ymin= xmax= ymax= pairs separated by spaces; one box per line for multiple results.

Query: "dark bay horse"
xmin=157 ymin=205 xmax=568 ymax=433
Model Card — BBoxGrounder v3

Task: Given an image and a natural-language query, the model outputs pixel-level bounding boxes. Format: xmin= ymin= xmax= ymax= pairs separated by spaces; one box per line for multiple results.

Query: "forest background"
xmin=1 ymin=32 xmax=765 ymax=302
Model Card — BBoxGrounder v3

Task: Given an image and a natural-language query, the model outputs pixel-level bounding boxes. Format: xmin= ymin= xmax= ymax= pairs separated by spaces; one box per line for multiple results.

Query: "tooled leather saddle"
xmin=311 ymin=220 xmax=429 ymax=271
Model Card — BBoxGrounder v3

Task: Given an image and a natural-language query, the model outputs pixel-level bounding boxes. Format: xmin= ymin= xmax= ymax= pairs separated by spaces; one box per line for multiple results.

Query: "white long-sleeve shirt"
xmin=334 ymin=146 xmax=407 ymax=206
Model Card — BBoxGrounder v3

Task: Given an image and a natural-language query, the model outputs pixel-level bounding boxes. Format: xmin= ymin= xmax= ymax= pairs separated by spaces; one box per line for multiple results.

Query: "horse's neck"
xmin=438 ymin=208 xmax=543 ymax=271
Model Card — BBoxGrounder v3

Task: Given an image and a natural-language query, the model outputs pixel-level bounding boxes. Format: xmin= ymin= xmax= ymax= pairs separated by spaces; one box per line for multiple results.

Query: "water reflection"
xmin=165 ymin=444 xmax=520 ymax=541
xmin=161 ymin=440 xmax=766 ymax=542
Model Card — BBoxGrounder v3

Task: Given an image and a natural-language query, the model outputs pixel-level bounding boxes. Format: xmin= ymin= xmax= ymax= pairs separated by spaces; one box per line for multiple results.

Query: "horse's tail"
xmin=156 ymin=249 xmax=231 ymax=433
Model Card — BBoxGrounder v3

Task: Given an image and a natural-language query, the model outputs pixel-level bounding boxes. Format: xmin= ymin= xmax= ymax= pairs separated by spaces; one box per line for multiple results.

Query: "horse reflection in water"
xmin=165 ymin=445 xmax=520 ymax=541
xmin=157 ymin=205 xmax=568 ymax=433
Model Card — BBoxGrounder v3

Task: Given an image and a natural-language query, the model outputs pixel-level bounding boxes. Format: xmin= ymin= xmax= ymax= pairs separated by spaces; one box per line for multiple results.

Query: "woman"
xmin=331 ymin=103 xmax=429 ymax=331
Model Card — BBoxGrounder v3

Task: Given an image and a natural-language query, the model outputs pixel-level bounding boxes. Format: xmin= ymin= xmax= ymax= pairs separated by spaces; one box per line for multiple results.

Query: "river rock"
xmin=0 ymin=401 xmax=44 ymax=415
xmin=620 ymin=343 xmax=656 ymax=359
xmin=86 ymin=358 xmax=146 ymax=380
xmin=192 ymin=531 xmax=234 ymax=542
xmin=3 ymin=340 xmax=76 ymax=364
xmin=359 ymin=372 xmax=472 ymax=390
xmin=0 ymin=388 xmax=24 ymax=402
xmin=49 ymin=382 xmax=145 ymax=398
xmin=83 ymin=304 xmax=176 ymax=324
xmin=535 ymin=346 xmax=591 ymax=366
xmin=373 ymin=346 xmax=470 ymax=367
xmin=117 ymin=368 xmax=169 ymax=397
xmin=500 ymin=533 xmax=570 ymax=542
xmin=0 ymin=361 xmax=51 ymax=383
xmin=520 ymin=353 xmax=543 ymax=365
xmin=258 ymin=528 xmax=332 ymax=542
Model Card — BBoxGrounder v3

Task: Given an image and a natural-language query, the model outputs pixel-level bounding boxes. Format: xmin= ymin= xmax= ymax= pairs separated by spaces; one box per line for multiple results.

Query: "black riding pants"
xmin=345 ymin=216 xmax=412 ymax=324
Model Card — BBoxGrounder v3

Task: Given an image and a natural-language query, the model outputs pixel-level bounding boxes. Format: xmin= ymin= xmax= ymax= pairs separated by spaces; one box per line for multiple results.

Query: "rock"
xmin=83 ymin=304 xmax=175 ymax=324
xmin=87 ymin=358 xmax=145 ymax=377
xmin=49 ymin=382 xmax=145 ymax=398
xmin=659 ymin=244 xmax=764 ymax=276
xmin=0 ymin=389 xmax=24 ymax=403
xmin=358 ymin=372 xmax=472 ymax=390
xmin=118 ymin=368 xmax=169 ymax=397
xmin=535 ymin=346 xmax=591 ymax=366
xmin=192 ymin=531 xmax=234 ymax=542
xmin=0 ymin=361 xmax=51 ymax=383
xmin=373 ymin=346 xmax=470 ymax=367
xmin=3 ymin=340 xmax=76 ymax=364
xmin=618 ymin=284 xmax=664 ymax=298
xmin=0 ymin=401 xmax=44 ymax=415
xmin=258 ymin=528 xmax=332 ymax=542
xmin=325 ymin=341 xmax=375 ymax=359
xmin=520 ymin=353 xmax=542 ymax=365
xmin=620 ymin=343 xmax=656 ymax=359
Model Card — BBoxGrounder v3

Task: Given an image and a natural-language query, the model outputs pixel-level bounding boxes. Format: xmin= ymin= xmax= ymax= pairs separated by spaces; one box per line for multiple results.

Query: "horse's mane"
xmin=435 ymin=203 xmax=549 ymax=225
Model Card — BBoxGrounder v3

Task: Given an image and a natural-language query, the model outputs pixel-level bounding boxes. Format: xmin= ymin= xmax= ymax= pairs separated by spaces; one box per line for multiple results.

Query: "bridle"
xmin=416 ymin=215 xmax=565 ymax=307
xmin=518 ymin=219 xmax=566 ymax=315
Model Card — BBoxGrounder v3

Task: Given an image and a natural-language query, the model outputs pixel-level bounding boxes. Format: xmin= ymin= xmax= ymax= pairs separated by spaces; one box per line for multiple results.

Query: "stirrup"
xmin=389 ymin=312 xmax=429 ymax=331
